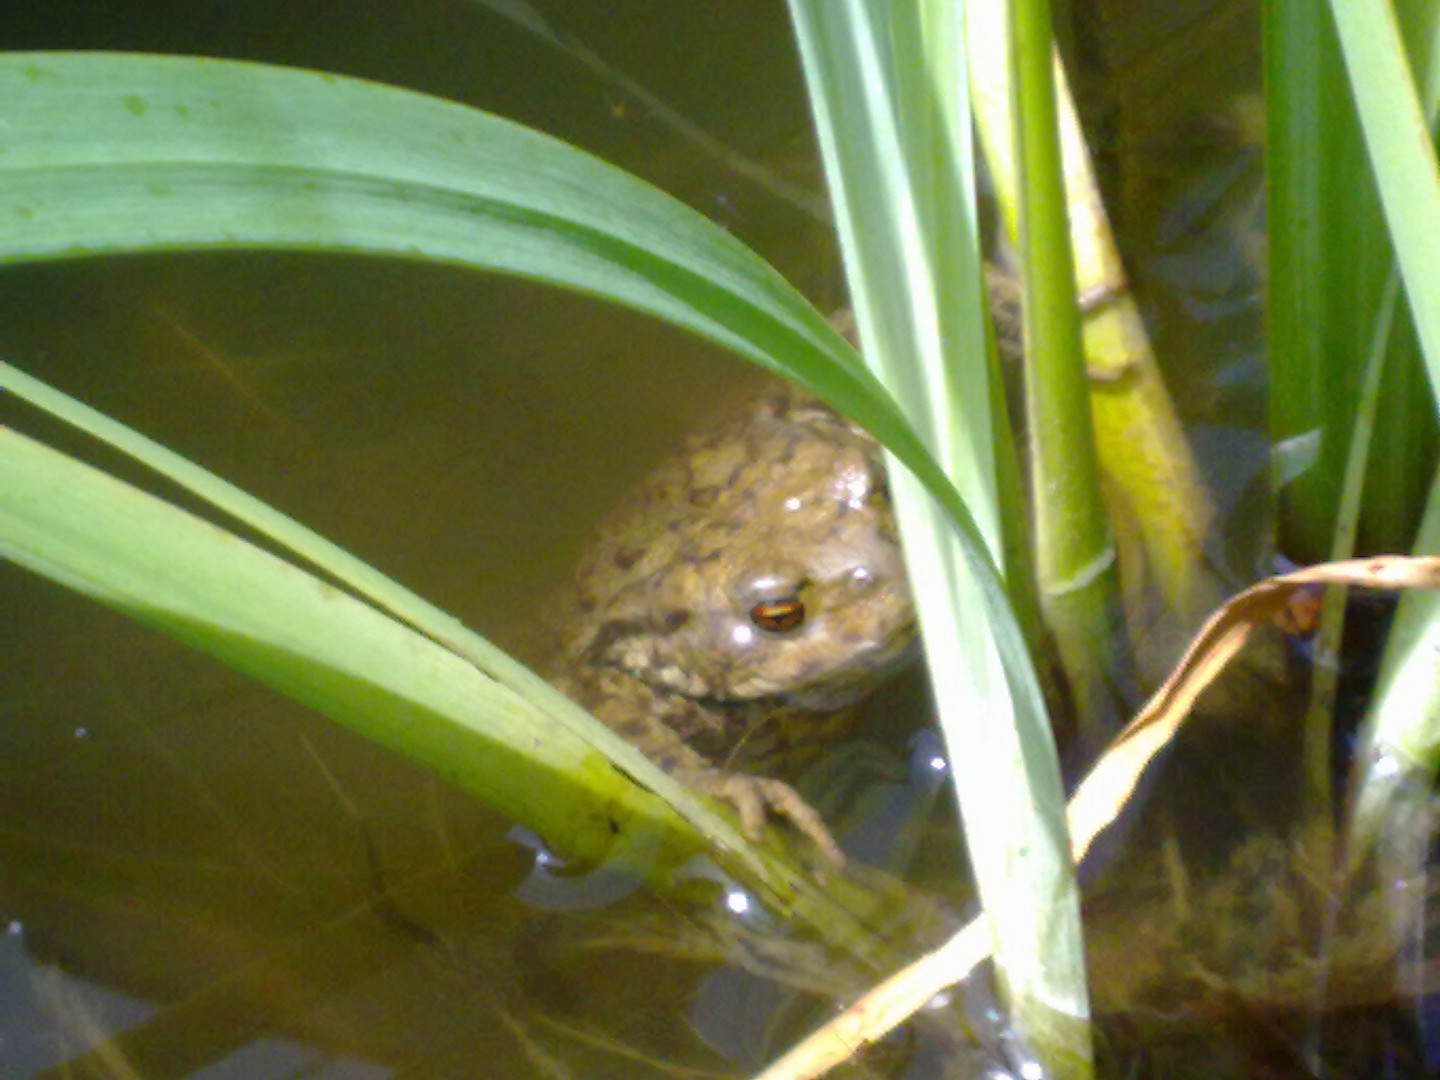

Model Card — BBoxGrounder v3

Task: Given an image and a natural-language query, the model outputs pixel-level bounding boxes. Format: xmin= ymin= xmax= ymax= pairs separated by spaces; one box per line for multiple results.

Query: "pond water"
xmin=4 ymin=0 xmax=1430 ymax=1077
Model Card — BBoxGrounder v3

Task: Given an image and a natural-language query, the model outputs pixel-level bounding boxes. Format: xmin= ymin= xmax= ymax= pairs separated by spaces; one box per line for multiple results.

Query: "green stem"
xmin=1011 ymin=0 xmax=1120 ymax=751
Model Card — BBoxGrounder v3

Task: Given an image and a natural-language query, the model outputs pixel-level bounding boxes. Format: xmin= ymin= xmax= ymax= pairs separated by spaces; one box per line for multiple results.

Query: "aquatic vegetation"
xmin=3 ymin=0 xmax=1440 ymax=1075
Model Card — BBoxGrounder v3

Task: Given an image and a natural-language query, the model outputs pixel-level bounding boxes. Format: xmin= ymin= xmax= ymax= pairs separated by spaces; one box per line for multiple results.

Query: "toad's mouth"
xmin=717 ymin=625 xmax=922 ymax=710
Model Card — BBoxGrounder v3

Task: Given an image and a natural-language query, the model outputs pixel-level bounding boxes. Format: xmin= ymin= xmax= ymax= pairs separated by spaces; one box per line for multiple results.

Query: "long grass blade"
xmin=1008 ymin=0 xmax=1121 ymax=750
xmin=1330 ymin=0 xmax=1440 ymax=392
xmin=1331 ymin=0 xmax=1440 ymax=863
xmin=785 ymin=2 xmax=1090 ymax=1072
xmin=0 ymin=361 xmax=746 ymax=856
xmin=969 ymin=7 xmax=1214 ymax=639
xmin=0 ymin=420 xmax=689 ymax=870
xmin=1268 ymin=0 xmax=1437 ymax=563
xmin=1 ymin=361 xmax=919 ymax=969
xmin=0 ymin=53 xmax=1016 ymax=620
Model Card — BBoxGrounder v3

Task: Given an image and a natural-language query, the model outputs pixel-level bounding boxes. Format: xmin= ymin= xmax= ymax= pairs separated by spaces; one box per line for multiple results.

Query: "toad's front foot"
xmin=677 ymin=766 xmax=845 ymax=870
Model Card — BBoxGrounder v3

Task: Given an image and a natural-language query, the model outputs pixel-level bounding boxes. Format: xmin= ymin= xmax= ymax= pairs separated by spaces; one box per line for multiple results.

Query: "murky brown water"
xmin=5 ymin=0 xmax=1425 ymax=1078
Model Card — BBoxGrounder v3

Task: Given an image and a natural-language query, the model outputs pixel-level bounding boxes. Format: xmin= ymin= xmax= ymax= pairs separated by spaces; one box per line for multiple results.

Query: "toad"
xmin=541 ymin=378 xmax=916 ymax=866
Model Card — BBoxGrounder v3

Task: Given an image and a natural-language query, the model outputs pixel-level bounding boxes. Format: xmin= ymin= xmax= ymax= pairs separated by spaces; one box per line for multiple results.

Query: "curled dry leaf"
xmin=1069 ymin=555 xmax=1440 ymax=861
xmin=754 ymin=554 xmax=1440 ymax=1080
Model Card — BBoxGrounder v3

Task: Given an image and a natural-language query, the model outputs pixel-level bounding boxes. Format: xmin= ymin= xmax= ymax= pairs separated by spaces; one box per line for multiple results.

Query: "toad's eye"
xmin=750 ymin=595 xmax=806 ymax=633
xmin=738 ymin=565 xmax=810 ymax=633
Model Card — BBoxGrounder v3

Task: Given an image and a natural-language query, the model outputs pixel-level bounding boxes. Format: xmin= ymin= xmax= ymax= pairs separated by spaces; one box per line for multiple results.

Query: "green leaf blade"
xmin=0 ymin=421 xmax=657 ymax=866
